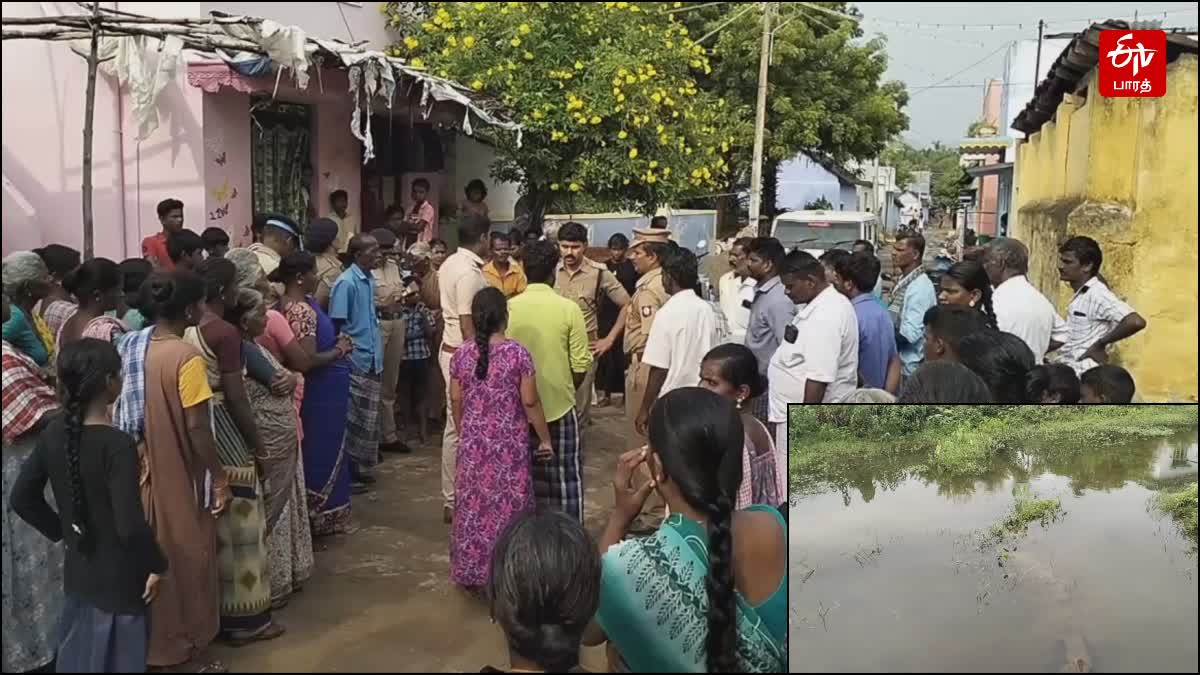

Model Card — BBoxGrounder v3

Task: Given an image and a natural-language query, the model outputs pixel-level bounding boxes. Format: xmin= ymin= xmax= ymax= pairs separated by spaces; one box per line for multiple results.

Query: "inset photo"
xmin=789 ymin=405 xmax=1198 ymax=673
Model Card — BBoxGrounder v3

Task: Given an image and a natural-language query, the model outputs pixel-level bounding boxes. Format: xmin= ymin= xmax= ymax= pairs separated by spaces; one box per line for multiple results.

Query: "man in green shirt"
xmin=507 ymin=240 xmax=592 ymax=522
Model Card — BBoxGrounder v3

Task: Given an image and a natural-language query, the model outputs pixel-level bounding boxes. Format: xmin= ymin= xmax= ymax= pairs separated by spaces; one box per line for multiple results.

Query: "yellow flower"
xmin=550 ymin=130 xmax=565 ymax=141
xmin=651 ymin=92 xmax=662 ymax=104
xmin=551 ymin=183 xmax=561 ymax=191
xmin=590 ymin=115 xmax=602 ymax=125
xmin=625 ymin=75 xmax=637 ymax=85
xmin=447 ymin=35 xmax=458 ymax=47
xmin=411 ymin=57 xmax=426 ymax=68
xmin=464 ymin=35 xmax=477 ymax=48
xmin=680 ymin=27 xmax=689 ymax=36
xmin=404 ymin=36 xmax=420 ymax=50
xmin=575 ymin=60 xmax=585 ymax=70
xmin=519 ymin=23 xmax=532 ymax=35
xmin=649 ymin=160 xmax=658 ymax=169
xmin=623 ymin=178 xmax=631 ymax=185
xmin=475 ymin=2 xmax=486 ymax=9
xmin=511 ymin=37 xmax=522 ymax=47
xmin=569 ymin=182 xmax=582 ymax=192
xmin=617 ymin=93 xmax=626 ymax=103
xmin=646 ymin=174 xmax=657 ymax=184
xmin=524 ymin=51 xmax=535 ymax=60
xmin=721 ymin=141 xmax=730 ymax=153
xmin=615 ymin=104 xmax=624 ymax=112
xmin=533 ymin=110 xmax=546 ymax=120
xmin=628 ymin=148 xmax=639 ymax=159
xmin=656 ymin=124 xmax=665 ymax=133
xmin=618 ymin=130 xmax=628 ymax=140
xmin=662 ymin=167 xmax=671 ymax=176
xmin=616 ymin=1 xmax=628 ymax=8
xmin=691 ymin=168 xmax=702 ymax=179
xmin=472 ymin=79 xmax=484 ymax=90
xmin=441 ymin=48 xmax=450 ymax=56
xmin=422 ymin=22 xmax=435 ymax=32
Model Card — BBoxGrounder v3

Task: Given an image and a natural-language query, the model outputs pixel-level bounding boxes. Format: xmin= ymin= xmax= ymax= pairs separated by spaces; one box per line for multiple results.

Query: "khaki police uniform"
xmin=622 ymin=228 xmax=672 ymax=532
xmin=556 ymin=257 xmax=630 ymax=427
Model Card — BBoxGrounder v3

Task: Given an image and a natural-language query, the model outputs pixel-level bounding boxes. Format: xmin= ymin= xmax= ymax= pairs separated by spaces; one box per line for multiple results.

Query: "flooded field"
xmin=790 ymin=409 xmax=1198 ymax=673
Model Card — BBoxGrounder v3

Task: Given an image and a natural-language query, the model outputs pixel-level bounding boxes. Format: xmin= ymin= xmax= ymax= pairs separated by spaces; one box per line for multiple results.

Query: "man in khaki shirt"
xmin=304 ymin=218 xmax=345 ymax=310
xmin=435 ymin=215 xmax=492 ymax=524
xmin=554 ymin=222 xmax=630 ymax=428
xmin=623 ymin=227 xmax=672 ymax=534
xmin=370 ymin=228 xmax=413 ymax=455
xmin=623 ymin=228 xmax=672 ymax=424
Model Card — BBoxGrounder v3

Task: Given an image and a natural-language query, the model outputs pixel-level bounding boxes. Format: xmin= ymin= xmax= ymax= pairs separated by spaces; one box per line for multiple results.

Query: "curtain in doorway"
xmin=252 ymin=123 xmax=310 ymax=225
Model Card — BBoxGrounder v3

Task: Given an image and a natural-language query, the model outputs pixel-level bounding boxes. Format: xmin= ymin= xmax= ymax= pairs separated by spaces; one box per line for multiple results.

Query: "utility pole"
xmin=1033 ymin=19 xmax=1045 ymax=88
xmin=749 ymin=2 xmax=773 ymax=235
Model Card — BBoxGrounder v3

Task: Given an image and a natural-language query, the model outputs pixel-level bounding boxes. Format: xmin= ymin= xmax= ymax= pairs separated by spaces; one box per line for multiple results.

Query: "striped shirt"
xmin=1053 ymin=277 xmax=1136 ymax=375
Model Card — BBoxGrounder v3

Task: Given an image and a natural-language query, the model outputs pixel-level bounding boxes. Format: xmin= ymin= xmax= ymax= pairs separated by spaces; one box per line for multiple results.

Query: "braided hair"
xmin=470 ymin=287 xmax=509 ymax=381
xmin=648 ymin=387 xmax=744 ymax=672
xmin=55 ymin=338 xmax=123 ymax=556
xmin=942 ymin=260 xmax=998 ymax=329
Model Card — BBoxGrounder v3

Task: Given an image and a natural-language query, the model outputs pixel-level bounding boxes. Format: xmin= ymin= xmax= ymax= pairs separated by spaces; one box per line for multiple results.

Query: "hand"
xmin=535 ymin=439 xmax=554 ymax=462
xmin=590 ymin=336 xmax=615 ymax=357
xmin=270 ymin=372 xmax=296 ymax=397
xmin=612 ymin=447 xmax=656 ymax=526
xmin=211 ymin=484 xmax=232 ymax=517
xmin=1084 ymin=343 xmax=1109 ymax=365
xmin=143 ymin=573 xmax=163 ymax=604
xmin=634 ymin=408 xmax=649 ymax=437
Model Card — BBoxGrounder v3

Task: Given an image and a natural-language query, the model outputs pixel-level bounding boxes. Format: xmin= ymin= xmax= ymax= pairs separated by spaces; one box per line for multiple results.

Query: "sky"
xmin=849 ymin=1 xmax=1199 ymax=147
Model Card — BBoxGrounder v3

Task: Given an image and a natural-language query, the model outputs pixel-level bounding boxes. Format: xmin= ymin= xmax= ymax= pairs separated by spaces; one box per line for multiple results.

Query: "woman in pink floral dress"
xmin=449 ymin=287 xmax=554 ymax=592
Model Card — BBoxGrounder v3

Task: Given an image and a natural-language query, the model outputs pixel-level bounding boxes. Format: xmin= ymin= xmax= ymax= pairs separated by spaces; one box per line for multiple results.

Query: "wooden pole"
xmin=81 ymin=1 xmax=99 ymax=260
xmin=749 ymin=2 xmax=773 ymax=235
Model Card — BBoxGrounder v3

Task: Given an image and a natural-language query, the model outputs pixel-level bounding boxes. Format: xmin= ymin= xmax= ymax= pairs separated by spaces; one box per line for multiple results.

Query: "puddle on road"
xmin=791 ymin=430 xmax=1198 ymax=673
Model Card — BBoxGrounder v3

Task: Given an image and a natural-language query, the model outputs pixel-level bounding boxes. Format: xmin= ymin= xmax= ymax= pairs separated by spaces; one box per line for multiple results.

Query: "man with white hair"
xmin=982 ymin=238 xmax=1067 ymax=363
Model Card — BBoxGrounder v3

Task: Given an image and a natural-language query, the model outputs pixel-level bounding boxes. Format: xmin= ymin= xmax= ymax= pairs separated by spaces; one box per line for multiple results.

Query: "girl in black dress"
xmin=10 ymin=338 xmax=168 ymax=673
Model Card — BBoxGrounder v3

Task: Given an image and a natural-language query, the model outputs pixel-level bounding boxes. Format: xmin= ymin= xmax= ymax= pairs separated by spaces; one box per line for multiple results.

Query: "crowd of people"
xmin=2 ymin=182 xmax=789 ymax=673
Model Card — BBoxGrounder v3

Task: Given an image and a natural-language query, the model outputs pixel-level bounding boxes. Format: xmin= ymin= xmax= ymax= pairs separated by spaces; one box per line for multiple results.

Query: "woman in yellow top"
xmin=114 ymin=269 xmax=232 ymax=672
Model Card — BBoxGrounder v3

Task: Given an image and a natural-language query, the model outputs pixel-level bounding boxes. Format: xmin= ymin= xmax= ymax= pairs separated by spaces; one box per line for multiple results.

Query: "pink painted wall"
xmin=3 ymin=2 xmax=208 ymax=259
xmin=202 ymin=91 xmax=253 ymax=246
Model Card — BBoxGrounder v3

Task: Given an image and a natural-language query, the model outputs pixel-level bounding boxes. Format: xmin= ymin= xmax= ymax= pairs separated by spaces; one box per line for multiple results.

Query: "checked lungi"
xmin=531 ymin=408 xmax=583 ymax=523
xmin=345 ymin=369 xmax=383 ymax=469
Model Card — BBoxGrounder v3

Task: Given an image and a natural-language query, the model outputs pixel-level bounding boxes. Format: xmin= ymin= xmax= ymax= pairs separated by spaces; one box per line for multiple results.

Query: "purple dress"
xmin=449 ymin=339 xmax=536 ymax=589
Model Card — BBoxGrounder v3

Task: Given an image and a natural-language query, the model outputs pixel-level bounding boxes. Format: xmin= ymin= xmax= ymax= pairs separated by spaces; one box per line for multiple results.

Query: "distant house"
xmin=777 ymin=152 xmax=870 ymax=212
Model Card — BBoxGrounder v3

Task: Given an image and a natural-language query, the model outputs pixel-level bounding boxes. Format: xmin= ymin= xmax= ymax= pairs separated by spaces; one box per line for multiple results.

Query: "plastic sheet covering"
xmin=74 ymin=34 xmax=184 ymax=140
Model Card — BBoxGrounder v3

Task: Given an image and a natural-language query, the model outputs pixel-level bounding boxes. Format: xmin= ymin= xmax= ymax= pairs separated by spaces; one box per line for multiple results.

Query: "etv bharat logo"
xmin=1099 ymin=30 xmax=1167 ymax=97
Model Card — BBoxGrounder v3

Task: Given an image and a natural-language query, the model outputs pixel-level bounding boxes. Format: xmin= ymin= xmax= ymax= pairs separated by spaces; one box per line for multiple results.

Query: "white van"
xmin=771 ymin=210 xmax=879 ymax=258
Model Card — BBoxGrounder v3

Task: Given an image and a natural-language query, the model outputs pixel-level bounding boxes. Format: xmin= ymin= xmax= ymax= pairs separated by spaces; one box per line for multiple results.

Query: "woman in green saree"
xmin=586 ymin=387 xmax=787 ymax=673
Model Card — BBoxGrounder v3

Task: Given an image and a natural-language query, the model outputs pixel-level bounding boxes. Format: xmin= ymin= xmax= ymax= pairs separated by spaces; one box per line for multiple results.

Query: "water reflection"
xmin=806 ymin=430 xmax=1198 ymax=506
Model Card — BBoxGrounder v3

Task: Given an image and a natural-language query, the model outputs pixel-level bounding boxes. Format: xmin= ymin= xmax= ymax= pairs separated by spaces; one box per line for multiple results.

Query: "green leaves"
xmin=384 ymin=1 xmax=741 ymax=214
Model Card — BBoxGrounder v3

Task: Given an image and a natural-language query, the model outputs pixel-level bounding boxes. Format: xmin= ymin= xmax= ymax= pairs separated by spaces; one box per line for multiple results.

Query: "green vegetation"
xmin=1154 ymin=482 xmax=1198 ymax=549
xmin=989 ymin=491 xmax=1064 ymax=542
xmin=790 ymin=406 xmax=1198 ymax=496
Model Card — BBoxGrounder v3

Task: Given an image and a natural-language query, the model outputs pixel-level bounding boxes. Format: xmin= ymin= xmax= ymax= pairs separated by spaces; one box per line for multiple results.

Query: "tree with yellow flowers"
xmin=382 ymin=1 xmax=742 ymax=228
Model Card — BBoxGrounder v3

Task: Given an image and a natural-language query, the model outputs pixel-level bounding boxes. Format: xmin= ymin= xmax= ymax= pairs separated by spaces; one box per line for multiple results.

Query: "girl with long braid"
xmin=10 ymin=338 xmax=167 ymax=672
xmin=448 ymin=287 xmax=553 ymax=594
xmin=938 ymin=260 xmax=999 ymax=329
xmin=587 ymin=387 xmax=787 ymax=672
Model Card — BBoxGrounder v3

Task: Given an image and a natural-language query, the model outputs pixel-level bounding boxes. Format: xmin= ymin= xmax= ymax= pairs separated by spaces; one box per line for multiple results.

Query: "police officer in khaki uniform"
xmin=623 ymin=227 xmax=672 ymax=422
xmin=554 ymin=222 xmax=630 ymax=428
xmin=623 ymin=226 xmax=672 ymax=533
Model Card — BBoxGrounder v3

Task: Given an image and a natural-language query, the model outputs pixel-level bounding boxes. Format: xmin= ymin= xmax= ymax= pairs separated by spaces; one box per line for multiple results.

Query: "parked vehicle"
xmin=771 ymin=210 xmax=879 ymax=258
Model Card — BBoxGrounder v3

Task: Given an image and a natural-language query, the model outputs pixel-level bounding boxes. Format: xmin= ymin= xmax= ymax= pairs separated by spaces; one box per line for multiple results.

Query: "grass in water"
xmin=1154 ymin=482 xmax=1198 ymax=550
xmin=989 ymin=491 xmax=1065 ymax=542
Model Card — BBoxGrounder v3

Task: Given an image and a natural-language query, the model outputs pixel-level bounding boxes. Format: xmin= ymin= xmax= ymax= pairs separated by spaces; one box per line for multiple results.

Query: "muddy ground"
xmin=211 ymin=406 xmax=638 ymax=673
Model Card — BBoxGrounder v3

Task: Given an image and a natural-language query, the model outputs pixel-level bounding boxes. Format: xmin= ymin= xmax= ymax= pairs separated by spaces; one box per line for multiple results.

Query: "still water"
xmin=790 ymin=431 xmax=1198 ymax=673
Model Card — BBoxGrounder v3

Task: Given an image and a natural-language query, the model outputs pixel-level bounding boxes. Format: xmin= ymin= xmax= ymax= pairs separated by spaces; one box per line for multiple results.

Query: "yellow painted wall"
xmin=1014 ymin=55 xmax=1198 ymax=402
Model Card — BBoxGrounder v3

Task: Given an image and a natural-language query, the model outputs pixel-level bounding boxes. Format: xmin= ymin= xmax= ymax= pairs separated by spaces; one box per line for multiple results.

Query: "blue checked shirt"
xmin=401 ymin=303 xmax=435 ymax=361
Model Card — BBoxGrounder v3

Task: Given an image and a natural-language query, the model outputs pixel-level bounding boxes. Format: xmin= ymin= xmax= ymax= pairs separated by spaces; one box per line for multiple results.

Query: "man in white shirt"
xmin=718 ymin=236 xmax=757 ymax=345
xmin=982 ymin=238 xmax=1067 ymax=364
xmin=635 ymin=246 xmax=723 ymax=435
xmin=435 ymin=214 xmax=491 ymax=524
xmin=1053 ymin=236 xmax=1146 ymax=375
xmin=768 ymin=251 xmax=858 ymax=448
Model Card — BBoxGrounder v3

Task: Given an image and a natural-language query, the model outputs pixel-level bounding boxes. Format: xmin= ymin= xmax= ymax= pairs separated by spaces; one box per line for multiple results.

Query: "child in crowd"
xmin=11 ymin=338 xmax=168 ymax=672
xmin=202 ymin=227 xmax=231 ymax=259
xmin=1080 ymin=364 xmax=1136 ymax=404
xmin=1025 ymin=364 xmax=1081 ymax=404
xmin=399 ymin=273 xmax=436 ymax=444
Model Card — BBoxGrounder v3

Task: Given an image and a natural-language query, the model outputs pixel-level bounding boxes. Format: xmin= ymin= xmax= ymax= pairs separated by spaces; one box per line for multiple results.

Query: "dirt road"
xmin=211 ymin=406 xmax=638 ymax=673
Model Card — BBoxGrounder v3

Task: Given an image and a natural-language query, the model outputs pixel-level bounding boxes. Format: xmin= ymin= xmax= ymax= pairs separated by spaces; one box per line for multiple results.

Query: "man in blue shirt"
xmin=330 ymin=234 xmax=385 ymax=487
xmin=886 ymin=232 xmax=937 ymax=379
xmin=744 ymin=237 xmax=795 ymax=423
xmin=830 ymin=252 xmax=901 ymax=394
xmin=852 ymin=239 xmax=886 ymax=303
